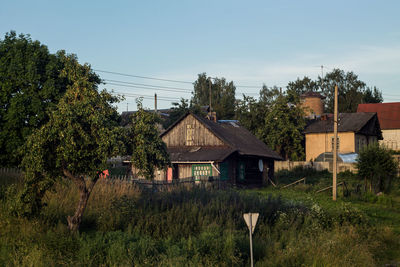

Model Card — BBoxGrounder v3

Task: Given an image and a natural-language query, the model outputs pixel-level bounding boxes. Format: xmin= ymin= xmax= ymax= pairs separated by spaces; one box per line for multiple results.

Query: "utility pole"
xmin=154 ymin=93 xmax=157 ymax=114
xmin=333 ymin=84 xmax=338 ymax=201
xmin=321 ymin=65 xmax=324 ymax=83
xmin=321 ymin=65 xmax=325 ymax=162
xmin=208 ymin=77 xmax=212 ymax=112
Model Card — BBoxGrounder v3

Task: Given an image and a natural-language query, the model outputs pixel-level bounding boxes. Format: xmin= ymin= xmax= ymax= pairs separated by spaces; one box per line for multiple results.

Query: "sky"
xmin=1 ymin=0 xmax=400 ymax=112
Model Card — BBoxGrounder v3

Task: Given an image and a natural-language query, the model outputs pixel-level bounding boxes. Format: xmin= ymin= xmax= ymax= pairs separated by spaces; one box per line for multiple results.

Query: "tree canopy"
xmin=0 ymin=31 xmax=100 ymax=166
xmin=235 ymin=86 xmax=305 ymax=160
xmin=127 ymin=99 xmax=171 ymax=180
xmin=18 ymin=53 xmax=122 ymax=231
xmin=287 ymin=69 xmax=383 ymax=113
xmin=162 ymin=98 xmax=205 ymax=129
xmin=256 ymin=93 xmax=306 ymax=161
xmin=192 ymin=73 xmax=236 ymax=119
xmin=18 ymin=54 xmax=170 ymax=231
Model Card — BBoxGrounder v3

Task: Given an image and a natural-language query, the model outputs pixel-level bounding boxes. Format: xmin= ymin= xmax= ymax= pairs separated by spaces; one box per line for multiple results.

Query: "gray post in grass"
xmin=243 ymin=213 xmax=259 ymax=267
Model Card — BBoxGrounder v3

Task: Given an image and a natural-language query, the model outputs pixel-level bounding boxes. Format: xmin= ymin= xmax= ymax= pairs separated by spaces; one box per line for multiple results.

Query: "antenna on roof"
xmin=321 ymin=65 xmax=324 ymax=92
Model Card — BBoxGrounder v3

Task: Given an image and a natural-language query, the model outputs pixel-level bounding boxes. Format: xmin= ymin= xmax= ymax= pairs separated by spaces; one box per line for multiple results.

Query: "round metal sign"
xmin=258 ymin=159 xmax=263 ymax=172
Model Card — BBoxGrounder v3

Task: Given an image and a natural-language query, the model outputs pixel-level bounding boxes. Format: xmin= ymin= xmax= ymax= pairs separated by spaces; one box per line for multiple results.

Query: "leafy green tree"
xmin=192 ymin=73 xmax=236 ymax=119
xmin=357 ymin=142 xmax=398 ymax=193
xmin=162 ymin=98 xmax=204 ymax=129
xmin=363 ymin=86 xmax=383 ymax=103
xmin=286 ymin=76 xmax=319 ymax=98
xmin=320 ymin=69 xmax=368 ymax=113
xmin=257 ymin=94 xmax=306 ymax=160
xmin=285 ymin=69 xmax=383 ymax=113
xmin=127 ymin=99 xmax=171 ymax=179
xmin=18 ymin=53 xmax=122 ymax=231
xmin=235 ymin=85 xmax=279 ymax=134
xmin=18 ymin=54 xmax=170 ymax=232
xmin=0 ymin=31 xmax=100 ymax=166
xmin=235 ymin=85 xmax=306 ymax=160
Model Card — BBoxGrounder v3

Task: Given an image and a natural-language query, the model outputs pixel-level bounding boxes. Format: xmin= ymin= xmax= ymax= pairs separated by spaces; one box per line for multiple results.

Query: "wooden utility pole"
xmin=208 ymin=78 xmax=212 ymax=112
xmin=333 ymin=84 xmax=338 ymax=201
xmin=154 ymin=93 xmax=157 ymax=114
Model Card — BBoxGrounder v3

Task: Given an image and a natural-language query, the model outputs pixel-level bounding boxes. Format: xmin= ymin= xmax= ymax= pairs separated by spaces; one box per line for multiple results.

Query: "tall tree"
xmin=286 ymin=69 xmax=383 ymax=113
xmin=320 ymin=69 xmax=367 ymax=113
xmin=235 ymin=85 xmax=279 ymax=134
xmin=0 ymin=31 xmax=99 ymax=166
xmin=18 ymin=54 xmax=170 ymax=231
xmin=127 ymin=99 xmax=171 ymax=180
xmin=363 ymin=86 xmax=383 ymax=103
xmin=162 ymin=98 xmax=204 ymax=129
xmin=257 ymin=94 xmax=306 ymax=161
xmin=192 ymin=73 xmax=236 ymax=119
xmin=286 ymin=76 xmax=319 ymax=97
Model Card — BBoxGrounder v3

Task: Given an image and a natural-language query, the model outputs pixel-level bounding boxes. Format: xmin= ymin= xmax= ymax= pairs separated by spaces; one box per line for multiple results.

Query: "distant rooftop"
xmin=300 ymin=91 xmax=326 ymax=99
xmin=357 ymin=102 xmax=400 ymax=130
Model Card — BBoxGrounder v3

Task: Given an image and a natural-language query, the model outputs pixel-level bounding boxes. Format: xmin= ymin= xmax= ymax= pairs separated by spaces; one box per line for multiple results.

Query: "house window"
xmin=192 ymin=164 xmax=212 ymax=177
xmin=331 ymin=136 xmax=340 ymax=151
xmin=186 ymin=124 xmax=194 ymax=146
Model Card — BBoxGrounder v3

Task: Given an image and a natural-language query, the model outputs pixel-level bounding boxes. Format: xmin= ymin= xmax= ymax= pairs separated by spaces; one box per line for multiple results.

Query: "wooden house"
xmin=304 ymin=112 xmax=382 ymax=161
xmin=155 ymin=112 xmax=282 ymax=185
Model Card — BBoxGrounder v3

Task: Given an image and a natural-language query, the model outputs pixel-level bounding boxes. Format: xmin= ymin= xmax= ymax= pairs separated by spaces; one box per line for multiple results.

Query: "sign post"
xmin=243 ymin=213 xmax=259 ymax=267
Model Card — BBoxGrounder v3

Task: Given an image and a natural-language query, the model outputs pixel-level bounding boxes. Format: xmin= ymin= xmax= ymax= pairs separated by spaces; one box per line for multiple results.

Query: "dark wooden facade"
xmin=156 ymin=113 xmax=282 ymax=185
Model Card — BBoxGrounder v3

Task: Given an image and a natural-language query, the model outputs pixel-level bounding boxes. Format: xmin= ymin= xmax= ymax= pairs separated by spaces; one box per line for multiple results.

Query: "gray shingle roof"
xmin=304 ymin=112 xmax=378 ymax=134
xmin=168 ymin=146 xmax=236 ymax=162
xmin=162 ymin=113 xmax=282 ymax=160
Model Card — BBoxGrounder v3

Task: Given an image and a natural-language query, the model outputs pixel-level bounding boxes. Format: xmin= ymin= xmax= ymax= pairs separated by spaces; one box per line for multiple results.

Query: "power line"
xmin=103 ymin=79 xmax=192 ymax=92
xmin=95 ymin=69 xmax=193 ymax=84
xmin=104 ymin=80 xmax=259 ymax=96
xmin=105 ymin=82 xmax=193 ymax=94
xmin=114 ymin=91 xmax=179 ymax=101
xmin=111 ymin=92 xmax=180 ymax=102
xmin=96 ymin=69 xmax=265 ymax=88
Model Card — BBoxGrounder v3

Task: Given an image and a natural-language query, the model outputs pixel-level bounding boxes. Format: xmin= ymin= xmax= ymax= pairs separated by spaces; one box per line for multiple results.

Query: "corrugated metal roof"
xmin=357 ymin=102 xmax=400 ymax=130
xmin=315 ymin=152 xmax=358 ymax=163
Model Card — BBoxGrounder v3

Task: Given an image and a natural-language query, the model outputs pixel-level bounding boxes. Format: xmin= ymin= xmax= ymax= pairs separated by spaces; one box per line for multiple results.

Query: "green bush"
xmin=357 ymin=142 xmax=398 ymax=193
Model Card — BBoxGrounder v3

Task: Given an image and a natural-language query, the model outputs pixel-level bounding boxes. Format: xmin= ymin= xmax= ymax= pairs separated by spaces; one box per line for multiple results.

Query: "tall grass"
xmin=1 ymin=173 xmax=399 ymax=266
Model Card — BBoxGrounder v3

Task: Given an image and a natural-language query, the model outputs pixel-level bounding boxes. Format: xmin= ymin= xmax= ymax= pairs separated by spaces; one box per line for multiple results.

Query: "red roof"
xmin=357 ymin=102 xmax=400 ymax=130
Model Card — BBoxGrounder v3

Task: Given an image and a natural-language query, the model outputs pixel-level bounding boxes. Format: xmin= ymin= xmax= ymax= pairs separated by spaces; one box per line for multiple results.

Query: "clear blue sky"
xmin=1 ymin=0 xmax=400 ymax=112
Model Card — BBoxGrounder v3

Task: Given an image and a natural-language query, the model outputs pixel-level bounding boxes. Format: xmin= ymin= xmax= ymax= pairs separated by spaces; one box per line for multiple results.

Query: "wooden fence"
xmin=274 ymin=161 xmax=357 ymax=173
xmin=108 ymin=175 xmax=232 ymax=191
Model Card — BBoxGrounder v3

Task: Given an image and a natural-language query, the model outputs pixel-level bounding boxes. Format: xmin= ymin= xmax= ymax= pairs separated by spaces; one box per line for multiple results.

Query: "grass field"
xmin=1 ymin=168 xmax=399 ymax=266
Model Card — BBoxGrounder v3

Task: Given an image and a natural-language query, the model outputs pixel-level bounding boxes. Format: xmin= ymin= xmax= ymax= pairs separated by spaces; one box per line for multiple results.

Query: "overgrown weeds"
xmin=1 ymin=172 xmax=399 ymax=266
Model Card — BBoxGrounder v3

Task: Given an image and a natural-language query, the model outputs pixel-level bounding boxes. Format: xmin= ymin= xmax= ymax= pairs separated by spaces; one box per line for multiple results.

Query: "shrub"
xmin=357 ymin=143 xmax=398 ymax=193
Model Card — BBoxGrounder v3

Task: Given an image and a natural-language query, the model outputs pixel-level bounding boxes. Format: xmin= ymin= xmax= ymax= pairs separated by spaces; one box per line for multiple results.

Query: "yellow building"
xmin=304 ymin=113 xmax=382 ymax=161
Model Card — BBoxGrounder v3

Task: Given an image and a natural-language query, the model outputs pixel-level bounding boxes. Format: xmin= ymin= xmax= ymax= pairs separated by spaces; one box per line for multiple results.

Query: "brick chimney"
xmin=206 ymin=111 xmax=217 ymax=122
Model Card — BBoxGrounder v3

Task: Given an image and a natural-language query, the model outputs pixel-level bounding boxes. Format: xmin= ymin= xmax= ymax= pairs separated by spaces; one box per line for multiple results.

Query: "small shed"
xmin=158 ymin=112 xmax=282 ymax=185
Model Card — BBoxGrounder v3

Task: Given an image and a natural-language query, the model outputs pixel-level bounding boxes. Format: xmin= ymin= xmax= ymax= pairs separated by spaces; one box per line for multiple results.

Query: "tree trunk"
xmin=63 ymin=169 xmax=99 ymax=232
xmin=67 ymin=186 xmax=91 ymax=232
